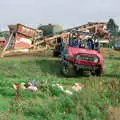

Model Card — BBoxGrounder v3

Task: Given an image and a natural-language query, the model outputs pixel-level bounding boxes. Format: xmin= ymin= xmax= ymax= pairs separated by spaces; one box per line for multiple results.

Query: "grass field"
xmin=0 ymin=48 xmax=120 ymax=120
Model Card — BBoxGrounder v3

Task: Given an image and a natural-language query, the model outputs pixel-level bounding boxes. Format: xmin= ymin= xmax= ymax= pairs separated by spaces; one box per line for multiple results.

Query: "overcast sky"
xmin=0 ymin=0 xmax=120 ymax=29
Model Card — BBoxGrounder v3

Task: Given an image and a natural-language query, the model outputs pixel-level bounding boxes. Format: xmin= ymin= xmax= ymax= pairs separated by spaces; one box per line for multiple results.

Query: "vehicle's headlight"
xmin=93 ymin=57 xmax=99 ymax=63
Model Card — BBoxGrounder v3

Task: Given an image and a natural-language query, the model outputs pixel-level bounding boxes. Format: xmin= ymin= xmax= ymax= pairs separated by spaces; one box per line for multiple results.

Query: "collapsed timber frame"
xmin=1 ymin=24 xmax=62 ymax=57
xmin=0 ymin=22 xmax=110 ymax=57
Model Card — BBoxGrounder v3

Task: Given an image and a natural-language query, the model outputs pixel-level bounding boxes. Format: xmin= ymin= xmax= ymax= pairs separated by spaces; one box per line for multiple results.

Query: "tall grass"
xmin=0 ymin=49 xmax=119 ymax=120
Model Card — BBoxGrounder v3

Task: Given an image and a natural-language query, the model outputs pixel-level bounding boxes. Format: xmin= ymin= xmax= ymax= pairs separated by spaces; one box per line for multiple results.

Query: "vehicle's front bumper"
xmin=74 ymin=64 xmax=101 ymax=71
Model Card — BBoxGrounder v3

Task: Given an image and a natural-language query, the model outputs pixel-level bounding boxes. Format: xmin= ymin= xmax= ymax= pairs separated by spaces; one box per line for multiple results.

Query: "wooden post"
xmin=1 ymin=32 xmax=14 ymax=57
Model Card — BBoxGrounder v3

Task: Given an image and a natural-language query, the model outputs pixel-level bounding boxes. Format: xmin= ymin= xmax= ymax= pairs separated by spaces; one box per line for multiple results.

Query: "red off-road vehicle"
xmin=61 ymin=46 xmax=104 ymax=77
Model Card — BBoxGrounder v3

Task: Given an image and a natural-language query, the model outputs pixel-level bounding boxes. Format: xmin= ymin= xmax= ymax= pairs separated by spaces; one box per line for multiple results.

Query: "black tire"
xmin=91 ymin=68 xmax=103 ymax=76
xmin=53 ymin=51 xmax=60 ymax=57
xmin=53 ymin=44 xmax=60 ymax=57
xmin=95 ymin=68 xmax=103 ymax=76
xmin=62 ymin=61 xmax=76 ymax=77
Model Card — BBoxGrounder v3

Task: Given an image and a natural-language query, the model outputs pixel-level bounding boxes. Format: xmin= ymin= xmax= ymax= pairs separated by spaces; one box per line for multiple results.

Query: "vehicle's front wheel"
xmin=53 ymin=50 xmax=60 ymax=57
xmin=53 ymin=44 xmax=60 ymax=57
xmin=62 ymin=61 xmax=76 ymax=77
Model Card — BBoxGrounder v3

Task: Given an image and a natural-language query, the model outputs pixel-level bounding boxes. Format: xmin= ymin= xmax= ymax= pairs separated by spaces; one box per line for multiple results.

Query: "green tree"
xmin=38 ymin=24 xmax=63 ymax=36
xmin=106 ymin=18 xmax=119 ymax=37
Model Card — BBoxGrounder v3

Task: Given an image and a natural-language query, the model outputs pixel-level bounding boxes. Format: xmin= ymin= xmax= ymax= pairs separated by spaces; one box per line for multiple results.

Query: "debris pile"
xmin=13 ymin=81 xmax=84 ymax=95
xmin=72 ymin=83 xmax=84 ymax=92
xmin=13 ymin=80 xmax=39 ymax=92
xmin=1 ymin=22 xmax=110 ymax=57
xmin=55 ymin=83 xmax=84 ymax=95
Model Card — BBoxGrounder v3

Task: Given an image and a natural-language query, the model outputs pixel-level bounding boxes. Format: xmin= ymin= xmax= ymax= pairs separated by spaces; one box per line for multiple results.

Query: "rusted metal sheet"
xmin=15 ymin=34 xmax=32 ymax=49
xmin=17 ymin=24 xmax=36 ymax=38
xmin=13 ymin=24 xmax=37 ymax=50
xmin=0 ymin=40 xmax=6 ymax=49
